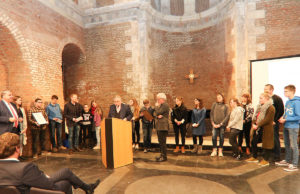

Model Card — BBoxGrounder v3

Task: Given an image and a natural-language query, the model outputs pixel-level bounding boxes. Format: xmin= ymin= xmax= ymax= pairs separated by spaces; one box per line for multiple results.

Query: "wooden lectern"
xmin=101 ymin=118 xmax=133 ymax=168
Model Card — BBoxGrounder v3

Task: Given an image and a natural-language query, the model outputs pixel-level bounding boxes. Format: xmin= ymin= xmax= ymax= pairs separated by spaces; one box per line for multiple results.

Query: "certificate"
xmin=32 ymin=112 xmax=48 ymax=125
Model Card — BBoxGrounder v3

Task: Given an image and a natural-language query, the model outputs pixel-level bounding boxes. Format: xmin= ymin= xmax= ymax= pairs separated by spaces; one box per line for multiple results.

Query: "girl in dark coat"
xmin=171 ymin=97 xmax=188 ymax=153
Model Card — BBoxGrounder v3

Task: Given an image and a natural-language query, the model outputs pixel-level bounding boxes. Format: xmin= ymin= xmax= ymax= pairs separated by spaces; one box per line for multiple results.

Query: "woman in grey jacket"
xmin=226 ymin=98 xmax=244 ymax=160
xmin=210 ymin=93 xmax=230 ymax=157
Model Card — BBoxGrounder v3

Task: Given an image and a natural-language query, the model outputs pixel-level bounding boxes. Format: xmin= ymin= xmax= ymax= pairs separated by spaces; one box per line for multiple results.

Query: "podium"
xmin=101 ymin=118 xmax=133 ymax=168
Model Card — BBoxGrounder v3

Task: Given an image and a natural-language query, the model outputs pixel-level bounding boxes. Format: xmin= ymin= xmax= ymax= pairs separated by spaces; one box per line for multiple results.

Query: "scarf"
xmin=253 ymin=99 xmax=273 ymax=125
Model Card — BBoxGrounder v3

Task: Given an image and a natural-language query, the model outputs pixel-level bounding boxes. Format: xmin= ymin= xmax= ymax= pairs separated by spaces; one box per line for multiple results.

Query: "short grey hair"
xmin=156 ymin=93 xmax=167 ymax=100
xmin=1 ymin=90 xmax=11 ymax=98
xmin=114 ymin=95 xmax=122 ymax=101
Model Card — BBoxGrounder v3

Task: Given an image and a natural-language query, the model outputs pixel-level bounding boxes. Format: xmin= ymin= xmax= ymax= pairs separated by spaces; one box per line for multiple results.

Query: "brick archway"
xmin=62 ymin=43 xmax=86 ymax=101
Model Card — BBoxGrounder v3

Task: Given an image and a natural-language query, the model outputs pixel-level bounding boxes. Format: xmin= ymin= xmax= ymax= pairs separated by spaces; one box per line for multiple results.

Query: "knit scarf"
xmin=253 ymin=99 xmax=273 ymax=124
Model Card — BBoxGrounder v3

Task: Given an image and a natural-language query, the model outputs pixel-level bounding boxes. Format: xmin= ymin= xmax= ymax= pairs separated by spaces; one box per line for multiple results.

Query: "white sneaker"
xmin=211 ymin=149 xmax=217 ymax=157
xmin=275 ymin=160 xmax=290 ymax=167
xmin=93 ymin=145 xmax=100 ymax=150
xmin=135 ymin=144 xmax=139 ymax=149
xmin=284 ymin=164 xmax=299 ymax=172
xmin=218 ymin=151 xmax=223 ymax=157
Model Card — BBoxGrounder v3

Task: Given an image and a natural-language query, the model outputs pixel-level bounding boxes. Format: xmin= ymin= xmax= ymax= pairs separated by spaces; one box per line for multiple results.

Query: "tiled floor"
xmin=32 ymin=138 xmax=300 ymax=194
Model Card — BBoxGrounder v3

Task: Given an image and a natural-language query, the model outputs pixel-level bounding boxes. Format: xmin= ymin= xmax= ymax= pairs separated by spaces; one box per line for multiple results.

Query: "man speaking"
xmin=108 ymin=95 xmax=133 ymax=121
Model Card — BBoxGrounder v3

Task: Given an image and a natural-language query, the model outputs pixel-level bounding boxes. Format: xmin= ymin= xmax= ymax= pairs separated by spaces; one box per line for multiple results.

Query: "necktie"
xmin=8 ymin=103 xmax=18 ymax=128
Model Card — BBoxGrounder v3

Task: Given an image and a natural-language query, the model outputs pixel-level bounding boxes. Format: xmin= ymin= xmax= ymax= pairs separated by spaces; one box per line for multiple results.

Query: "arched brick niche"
xmin=0 ymin=23 xmax=29 ymax=98
xmin=62 ymin=43 xmax=86 ymax=101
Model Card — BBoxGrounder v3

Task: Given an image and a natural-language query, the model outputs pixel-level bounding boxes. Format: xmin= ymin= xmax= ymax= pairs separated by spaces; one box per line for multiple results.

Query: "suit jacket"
xmin=154 ymin=103 xmax=169 ymax=131
xmin=0 ymin=100 xmax=18 ymax=135
xmin=108 ymin=103 xmax=133 ymax=121
xmin=0 ymin=160 xmax=56 ymax=193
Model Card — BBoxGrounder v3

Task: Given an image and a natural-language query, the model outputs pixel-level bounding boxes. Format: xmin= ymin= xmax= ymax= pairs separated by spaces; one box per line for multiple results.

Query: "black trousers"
xmin=229 ymin=128 xmax=241 ymax=155
xmin=238 ymin=122 xmax=251 ymax=148
xmin=79 ymin=125 xmax=90 ymax=145
xmin=132 ymin=121 xmax=140 ymax=144
xmin=263 ymin=149 xmax=273 ymax=162
xmin=173 ymin=124 xmax=186 ymax=146
xmin=273 ymin=122 xmax=281 ymax=160
xmin=157 ymin=130 xmax=168 ymax=159
xmin=50 ymin=168 xmax=87 ymax=194
xmin=32 ymin=129 xmax=46 ymax=155
xmin=193 ymin=135 xmax=203 ymax=145
xmin=251 ymin=128 xmax=263 ymax=158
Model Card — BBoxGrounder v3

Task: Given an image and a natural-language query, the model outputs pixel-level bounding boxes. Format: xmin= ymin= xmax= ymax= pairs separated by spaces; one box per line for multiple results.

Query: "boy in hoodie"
xmin=276 ymin=85 xmax=300 ymax=172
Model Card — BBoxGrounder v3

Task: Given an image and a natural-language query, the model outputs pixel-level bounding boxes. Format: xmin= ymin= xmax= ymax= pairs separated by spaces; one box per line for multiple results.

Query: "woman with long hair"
xmin=191 ymin=98 xmax=206 ymax=154
xmin=129 ymin=98 xmax=140 ymax=149
xmin=210 ymin=93 xmax=230 ymax=157
xmin=238 ymin=93 xmax=254 ymax=156
xmin=13 ymin=96 xmax=27 ymax=158
xmin=171 ymin=97 xmax=188 ymax=153
xmin=226 ymin=98 xmax=244 ymax=160
xmin=93 ymin=105 xmax=103 ymax=150
xmin=89 ymin=100 xmax=97 ymax=148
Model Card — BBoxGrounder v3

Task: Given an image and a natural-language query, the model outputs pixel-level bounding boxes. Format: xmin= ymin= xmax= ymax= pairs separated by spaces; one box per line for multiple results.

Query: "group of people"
xmin=0 ymin=91 xmax=103 ymax=158
xmin=0 ymin=83 xmax=299 ymax=168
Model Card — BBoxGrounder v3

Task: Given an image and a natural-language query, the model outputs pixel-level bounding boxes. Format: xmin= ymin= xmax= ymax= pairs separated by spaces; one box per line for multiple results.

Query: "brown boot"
xmin=197 ymin=145 xmax=203 ymax=154
xmin=181 ymin=146 xmax=185 ymax=154
xmin=174 ymin=146 xmax=180 ymax=153
xmin=246 ymin=147 xmax=251 ymax=156
xmin=191 ymin=144 xmax=198 ymax=153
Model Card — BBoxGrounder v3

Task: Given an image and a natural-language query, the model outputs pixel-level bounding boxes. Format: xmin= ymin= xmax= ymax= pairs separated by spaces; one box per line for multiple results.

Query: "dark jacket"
xmin=171 ymin=104 xmax=188 ymax=126
xmin=64 ymin=102 xmax=83 ymax=127
xmin=272 ymin=94 xmax=284 ymax=122
xmin=0 ymin=160 xmax=56 ymax=194
xmin=0 ymin=100 xmax=18 ymax=135
xmin=154 ymin=103 xmax=169 ymax=131
xmin=108 ymin=103 xmax=133 ymax=121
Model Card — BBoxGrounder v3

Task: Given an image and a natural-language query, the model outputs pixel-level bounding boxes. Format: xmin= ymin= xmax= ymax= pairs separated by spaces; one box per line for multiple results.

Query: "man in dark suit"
xmin=0 ymin=90 xmax=19 ymax=135
xmin=108 ymin=95 xmax=133 ymax=121
xmin=0 ymin=132 xmax=100 ymax=194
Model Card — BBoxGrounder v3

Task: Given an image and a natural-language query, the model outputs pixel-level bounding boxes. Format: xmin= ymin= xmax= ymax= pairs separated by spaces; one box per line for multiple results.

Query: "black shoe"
xmin=156 ymin=157 xmax=167 ymax=162
xmin=85 ymin=179 xmax=101 ymax=194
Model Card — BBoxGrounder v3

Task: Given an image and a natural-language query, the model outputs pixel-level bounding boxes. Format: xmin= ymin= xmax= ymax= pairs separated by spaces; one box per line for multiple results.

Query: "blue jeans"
xmin=284 ymin=128 xmax=299 ymax=166
xmin=49 ymin=120 xmax=62 ymax=148
xmin=142 ymin=123 xmax=153 ymax=149
xmin=68 ymin=123 xmax=80 ymax=149
xmin=212 ymin=126 xmax=225 ymax=148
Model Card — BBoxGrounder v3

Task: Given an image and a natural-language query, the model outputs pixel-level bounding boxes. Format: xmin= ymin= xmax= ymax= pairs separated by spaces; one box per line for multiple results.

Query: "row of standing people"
xmin=0 ymin=91 xmax=104 ymax=158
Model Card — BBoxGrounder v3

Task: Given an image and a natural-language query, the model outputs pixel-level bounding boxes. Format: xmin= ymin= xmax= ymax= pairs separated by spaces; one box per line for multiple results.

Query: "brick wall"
xmin=256 ymin=0 xmax=300 ymax=59
xmin=84 ymin=23 xmax=132 ymax=115
xmin=0 ymin=0 xmax=85 ymax=156
xmin=149 ymin=19 xmax=235 ymax=110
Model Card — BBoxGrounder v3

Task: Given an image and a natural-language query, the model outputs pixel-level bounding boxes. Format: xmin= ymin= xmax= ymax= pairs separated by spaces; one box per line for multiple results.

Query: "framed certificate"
xmin=32 ymin=112 xmax=48 ymax=125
